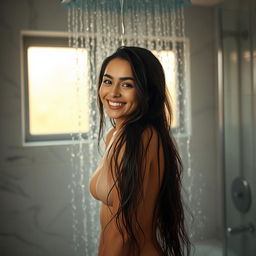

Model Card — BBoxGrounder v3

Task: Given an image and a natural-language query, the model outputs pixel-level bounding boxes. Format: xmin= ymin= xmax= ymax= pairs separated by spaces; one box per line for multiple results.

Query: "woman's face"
xmin=99 ymin=58 xmax=138 ymax=126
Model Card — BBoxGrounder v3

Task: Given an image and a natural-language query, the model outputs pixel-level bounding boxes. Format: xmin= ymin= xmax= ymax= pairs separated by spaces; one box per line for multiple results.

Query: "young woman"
xmin=90 ymin=46 xmax=191 ymax=256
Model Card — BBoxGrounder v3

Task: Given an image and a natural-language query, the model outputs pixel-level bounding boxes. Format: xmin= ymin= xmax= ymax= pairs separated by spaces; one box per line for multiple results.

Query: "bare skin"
xmin=90 ymin=127 xmax=165 ymax=256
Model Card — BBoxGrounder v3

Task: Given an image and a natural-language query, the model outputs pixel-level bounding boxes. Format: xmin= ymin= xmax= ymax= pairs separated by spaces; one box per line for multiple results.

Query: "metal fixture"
xmin=227 ymin=223 xmax=255 ymax=235
xmin=231 ymin=177 xmax=251 ymax=213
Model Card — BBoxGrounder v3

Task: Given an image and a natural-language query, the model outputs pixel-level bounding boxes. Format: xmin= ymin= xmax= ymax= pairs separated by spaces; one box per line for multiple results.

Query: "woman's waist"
xmin=100 ymin=203 xmax=156 ymax=240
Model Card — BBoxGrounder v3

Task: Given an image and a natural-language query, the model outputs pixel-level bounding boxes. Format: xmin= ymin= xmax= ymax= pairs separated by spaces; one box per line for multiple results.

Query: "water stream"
xmin=62 ymin=0 xmax=201 ymax=254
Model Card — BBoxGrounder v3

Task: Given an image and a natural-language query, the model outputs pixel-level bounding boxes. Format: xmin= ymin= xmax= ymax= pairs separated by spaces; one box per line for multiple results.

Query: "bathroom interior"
xmin=0 ymin=0 xmax=255 ymax=255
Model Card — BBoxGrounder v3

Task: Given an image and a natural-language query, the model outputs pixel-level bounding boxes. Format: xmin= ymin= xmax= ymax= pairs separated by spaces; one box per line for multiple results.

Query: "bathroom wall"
xmin=0 ymin=0 xmax=221 ymax=255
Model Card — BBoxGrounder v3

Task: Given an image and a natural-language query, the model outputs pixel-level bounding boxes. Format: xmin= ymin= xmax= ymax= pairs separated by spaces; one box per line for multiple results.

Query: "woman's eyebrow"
xmin=103 ymin=74 xmax=113 ymax=79
xmin=103 ymin=73 xmax=135 ymax=81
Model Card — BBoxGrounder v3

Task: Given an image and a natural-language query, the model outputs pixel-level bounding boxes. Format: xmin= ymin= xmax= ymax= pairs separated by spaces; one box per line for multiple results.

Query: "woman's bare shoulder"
xmin=105 ymin=127 xmax=116 ymax=146
xmin=142 ymin=126 xmax=159 ymax=140
xmin=141 ymin=126 xmax=161 ymax=151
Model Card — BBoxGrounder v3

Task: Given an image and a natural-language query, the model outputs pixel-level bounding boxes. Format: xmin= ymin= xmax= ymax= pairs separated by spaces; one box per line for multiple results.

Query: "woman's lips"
xmin=107 ymin=100 xmax=125 ymax=110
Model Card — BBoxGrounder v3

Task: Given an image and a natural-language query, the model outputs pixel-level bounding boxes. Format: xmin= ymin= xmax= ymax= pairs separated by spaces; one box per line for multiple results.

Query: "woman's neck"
xmin=114 ymin=119 xmax=125 ymax=131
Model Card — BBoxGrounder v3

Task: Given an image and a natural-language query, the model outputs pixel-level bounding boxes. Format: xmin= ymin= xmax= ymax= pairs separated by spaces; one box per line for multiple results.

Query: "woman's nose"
xmin=110 ymin=83 xmax=121 ymax=97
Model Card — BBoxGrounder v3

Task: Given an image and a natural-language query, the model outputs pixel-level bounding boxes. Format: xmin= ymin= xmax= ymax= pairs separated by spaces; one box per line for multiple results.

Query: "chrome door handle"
xmin=227 ymin=223 xmax=255 ymax=235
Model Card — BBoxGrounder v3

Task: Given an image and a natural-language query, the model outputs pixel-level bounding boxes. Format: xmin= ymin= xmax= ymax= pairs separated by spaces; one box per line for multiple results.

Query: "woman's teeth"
xmin=109 ymin=101 xmax=123 ymax=106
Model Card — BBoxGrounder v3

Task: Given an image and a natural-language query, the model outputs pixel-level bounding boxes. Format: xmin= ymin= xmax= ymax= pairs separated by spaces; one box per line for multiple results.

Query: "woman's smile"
xmin=107 ymin=100 xmax=125 ymax=109
xmin=99 ymin=58 xmax=138 ymax=127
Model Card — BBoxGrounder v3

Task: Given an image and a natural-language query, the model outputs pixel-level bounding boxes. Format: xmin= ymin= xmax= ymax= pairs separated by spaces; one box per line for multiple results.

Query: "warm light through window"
xmin=152 ymin=50 xmax=178 ymax=128
xmin=27 ymin=46 xmax=89 ymax=135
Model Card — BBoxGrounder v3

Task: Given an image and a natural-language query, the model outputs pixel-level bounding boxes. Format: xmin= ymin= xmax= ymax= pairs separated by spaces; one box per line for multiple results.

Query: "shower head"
xmin=60 ymin=0 xmax=224 ymax=8
xmin=60 ymin=0 xmax=191 ymax=9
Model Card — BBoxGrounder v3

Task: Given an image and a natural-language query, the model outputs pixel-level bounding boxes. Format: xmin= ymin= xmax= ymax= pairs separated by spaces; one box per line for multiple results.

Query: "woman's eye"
xmin=103 ymin=79 xmax=111 ymax=85
xmin=122 ymin=83 xmax=134 ymax=88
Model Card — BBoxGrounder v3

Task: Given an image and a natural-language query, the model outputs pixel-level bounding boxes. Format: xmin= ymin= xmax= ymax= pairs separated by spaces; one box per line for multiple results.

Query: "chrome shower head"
xmin=60 ymin=0 xmax=191 ymax=9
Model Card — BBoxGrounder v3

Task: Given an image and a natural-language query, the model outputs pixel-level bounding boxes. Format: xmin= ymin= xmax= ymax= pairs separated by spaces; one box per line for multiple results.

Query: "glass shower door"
xmin=221 ymin=7 xmax=256 ymax=256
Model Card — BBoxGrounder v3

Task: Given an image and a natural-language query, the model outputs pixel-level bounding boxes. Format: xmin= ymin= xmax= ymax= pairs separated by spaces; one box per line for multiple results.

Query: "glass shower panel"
xmin=222 ymin=7 xmax=256 ymax=256
xmin=237 ymin=9 xmax=256 ymax=256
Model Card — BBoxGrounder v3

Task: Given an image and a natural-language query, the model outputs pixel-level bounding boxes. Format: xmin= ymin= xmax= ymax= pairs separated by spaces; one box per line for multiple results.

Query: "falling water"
xmin=60 ymin=0 xmax=203 ymax=254
xmin=119 ymin=0 xmax=125 ymax=45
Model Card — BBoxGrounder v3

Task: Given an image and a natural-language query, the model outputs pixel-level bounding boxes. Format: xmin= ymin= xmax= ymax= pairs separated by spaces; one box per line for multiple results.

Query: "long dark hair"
xmin=97 ymin=46 xmax=191 ymax=256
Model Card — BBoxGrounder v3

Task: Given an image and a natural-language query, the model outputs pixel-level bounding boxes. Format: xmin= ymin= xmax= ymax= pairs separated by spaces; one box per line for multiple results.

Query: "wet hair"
xmin=97 ymin=46 xmax=191 ymax=256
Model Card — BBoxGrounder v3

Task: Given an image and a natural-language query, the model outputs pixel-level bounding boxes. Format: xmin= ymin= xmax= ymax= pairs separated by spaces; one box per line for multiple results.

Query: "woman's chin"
xmin=106 ymin=111 xmax=122 ymax=120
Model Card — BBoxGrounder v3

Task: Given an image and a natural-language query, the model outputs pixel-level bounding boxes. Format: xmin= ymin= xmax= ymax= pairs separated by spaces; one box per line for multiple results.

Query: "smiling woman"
xmin=99 ymin=58 xmax=138 ymax=125
xmin=90 ymin=46 xmax=191 ymax=256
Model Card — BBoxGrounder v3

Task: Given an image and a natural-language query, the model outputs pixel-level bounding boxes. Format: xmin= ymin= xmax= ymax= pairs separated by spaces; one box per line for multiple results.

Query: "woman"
xmin=90 ymin=46 xmax=191 ymax=256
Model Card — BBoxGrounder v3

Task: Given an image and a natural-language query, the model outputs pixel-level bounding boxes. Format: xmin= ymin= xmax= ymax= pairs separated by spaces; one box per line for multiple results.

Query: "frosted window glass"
xmin=27 ymin=47 xmax=89 ymax=135
xmin=152 ymin=50 xmax=178 ymax=128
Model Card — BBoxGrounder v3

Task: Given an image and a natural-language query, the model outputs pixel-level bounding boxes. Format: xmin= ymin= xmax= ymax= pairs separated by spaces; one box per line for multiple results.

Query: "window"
xmin=152 ymin=50 xmax=178 ymax=128
xmin=21 ymin=32 xmax=89 ymax=144
xmin=152 ymin=40 xmax=191 ymax=136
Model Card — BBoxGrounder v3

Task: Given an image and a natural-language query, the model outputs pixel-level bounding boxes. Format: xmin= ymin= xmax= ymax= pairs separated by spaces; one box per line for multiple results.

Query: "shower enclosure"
xmin=218 ymin=0 xmax=256 ymax=255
